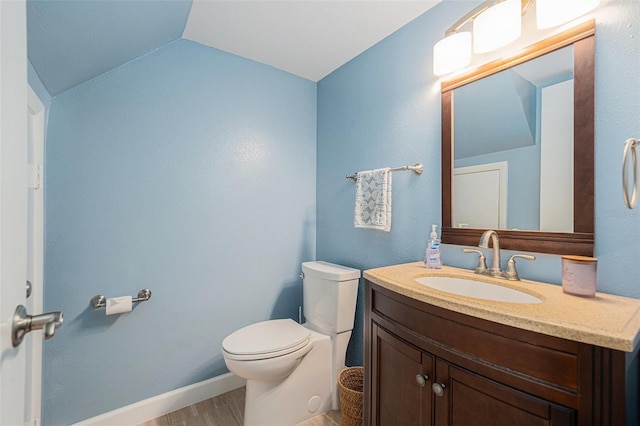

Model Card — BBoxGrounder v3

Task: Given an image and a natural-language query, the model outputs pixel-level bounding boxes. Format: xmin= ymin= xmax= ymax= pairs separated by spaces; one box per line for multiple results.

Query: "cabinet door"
xmin=371 ymin=323 xmax=434 ymax=425
xmin=435 ymin=361 xmax=575 ymax=426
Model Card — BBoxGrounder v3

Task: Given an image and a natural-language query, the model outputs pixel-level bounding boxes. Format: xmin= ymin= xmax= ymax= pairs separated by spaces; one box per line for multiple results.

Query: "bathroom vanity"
xmin=363 ymin=263 xmax=640 ymax=426
xmin=362 ymin=17 xmax=627 ymax=426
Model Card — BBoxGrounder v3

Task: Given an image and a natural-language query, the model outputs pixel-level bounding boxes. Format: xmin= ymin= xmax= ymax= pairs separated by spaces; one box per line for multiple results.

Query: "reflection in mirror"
xmin=452 ymin=46 xmax=574 ymax=232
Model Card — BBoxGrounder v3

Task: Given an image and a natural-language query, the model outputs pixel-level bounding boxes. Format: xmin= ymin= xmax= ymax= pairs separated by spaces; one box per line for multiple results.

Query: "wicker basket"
xmin=338 ymin=367 xmax=364 ymax=426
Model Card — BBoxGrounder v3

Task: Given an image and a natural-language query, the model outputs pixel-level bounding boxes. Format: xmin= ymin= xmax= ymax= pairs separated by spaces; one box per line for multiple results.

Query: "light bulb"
xmin=536 ymin=0 xmax=600 ymax=29
xmin=473 ymin=0 xmax=522 ymax=54
xmin=433 ymin=32 xmax=472 ymax=76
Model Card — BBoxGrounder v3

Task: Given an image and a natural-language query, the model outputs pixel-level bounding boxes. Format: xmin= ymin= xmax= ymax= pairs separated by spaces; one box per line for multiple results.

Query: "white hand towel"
xmin=354 ymin=168 xmax=392 ymax=232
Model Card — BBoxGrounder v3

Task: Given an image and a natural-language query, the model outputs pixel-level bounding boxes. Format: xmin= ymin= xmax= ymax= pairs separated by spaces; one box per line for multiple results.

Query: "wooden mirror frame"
xmin=441 ymin=20 xmax=595 ymax=256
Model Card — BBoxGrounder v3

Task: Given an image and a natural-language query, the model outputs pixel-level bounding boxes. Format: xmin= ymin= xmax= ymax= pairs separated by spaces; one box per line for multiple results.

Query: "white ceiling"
xmin=183 ymin=1 xmax=441 ymax=82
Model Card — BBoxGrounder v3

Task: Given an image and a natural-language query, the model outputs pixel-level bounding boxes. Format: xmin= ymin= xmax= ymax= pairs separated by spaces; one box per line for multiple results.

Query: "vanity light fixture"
xmin=433 ymin=0 xmax=600 ymax=76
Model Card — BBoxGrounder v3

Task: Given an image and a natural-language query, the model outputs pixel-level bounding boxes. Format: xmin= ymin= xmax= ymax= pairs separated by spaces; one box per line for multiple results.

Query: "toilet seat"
xmin=222 ymin=319 xmax=311 ymax=361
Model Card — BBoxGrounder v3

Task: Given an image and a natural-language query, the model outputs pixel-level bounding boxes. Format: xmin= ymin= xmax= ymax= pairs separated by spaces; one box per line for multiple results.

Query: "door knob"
xmin=12 ymin=305 xmax=63 ymax=347
xmin=415 ymin=374 xmax=430 ymax=387
xmin=432 ymin=382 xmax=446 ymax=397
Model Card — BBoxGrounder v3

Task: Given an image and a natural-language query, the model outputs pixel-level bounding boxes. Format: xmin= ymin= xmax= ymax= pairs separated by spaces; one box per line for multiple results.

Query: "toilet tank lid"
xmin=302 ymin=261 xmax=360 ymax=281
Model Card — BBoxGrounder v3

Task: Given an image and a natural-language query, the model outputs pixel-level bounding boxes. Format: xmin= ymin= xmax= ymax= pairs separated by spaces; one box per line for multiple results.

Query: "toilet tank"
xmin=302 ymin=261 xmax=360 ymax=333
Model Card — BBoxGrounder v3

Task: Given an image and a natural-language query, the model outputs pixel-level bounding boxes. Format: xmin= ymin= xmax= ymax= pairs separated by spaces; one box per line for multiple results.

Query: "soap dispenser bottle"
xmin=425 ymin=224 xmax=443 ymax=269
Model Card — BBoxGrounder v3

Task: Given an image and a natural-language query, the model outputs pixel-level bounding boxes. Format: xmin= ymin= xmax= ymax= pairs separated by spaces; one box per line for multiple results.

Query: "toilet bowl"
xmin=221 ymin=261 xmax=360 ymax=426
xmin=223 ymin=319 xmax=332 ymax=425
xmin=222 ymin=319 xmax=313 ymax=381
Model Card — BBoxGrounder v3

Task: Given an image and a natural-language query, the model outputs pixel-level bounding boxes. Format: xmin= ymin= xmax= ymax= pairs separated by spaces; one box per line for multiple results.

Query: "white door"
xmin=540 ymin=79 xmax=574 ymax=232
xmin=1 ymin=1 xmax=29 ymax=425
xmin=24 ymin=87 xmax=45 ymax=426
xmin=453 ymin=162 xmax=508 ymax=229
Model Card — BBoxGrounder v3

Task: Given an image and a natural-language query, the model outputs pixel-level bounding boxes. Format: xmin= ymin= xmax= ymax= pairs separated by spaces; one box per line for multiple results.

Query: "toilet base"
xmin=244 ymin=330 xmax=332 ymax=426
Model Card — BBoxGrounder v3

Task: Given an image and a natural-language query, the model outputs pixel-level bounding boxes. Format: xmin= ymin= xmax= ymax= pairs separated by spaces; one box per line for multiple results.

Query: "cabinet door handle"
xmin=432 ymin=382 xmax=446 ymax=396
xmin=415 ymin=374 xmax=430 ymax=387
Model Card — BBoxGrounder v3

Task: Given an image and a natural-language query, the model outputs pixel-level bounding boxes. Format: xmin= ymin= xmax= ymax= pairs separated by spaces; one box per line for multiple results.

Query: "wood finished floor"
xmin=139 ymin=387 xmax=342 ymax=426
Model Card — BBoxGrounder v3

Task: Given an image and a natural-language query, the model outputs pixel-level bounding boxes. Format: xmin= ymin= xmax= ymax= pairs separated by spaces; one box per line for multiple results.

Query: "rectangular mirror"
xmin=441 ymin=21 xmax=595 ymax=256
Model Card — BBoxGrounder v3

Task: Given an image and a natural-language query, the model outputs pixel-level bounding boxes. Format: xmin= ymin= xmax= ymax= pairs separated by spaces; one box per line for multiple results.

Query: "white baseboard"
xmin=73 ymin=373 xmax=245 ymax=426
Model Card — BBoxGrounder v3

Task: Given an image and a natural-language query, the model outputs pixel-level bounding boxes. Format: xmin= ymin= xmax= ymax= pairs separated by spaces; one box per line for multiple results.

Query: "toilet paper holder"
xmin=90 ymin=289 xmax=152 ymax=309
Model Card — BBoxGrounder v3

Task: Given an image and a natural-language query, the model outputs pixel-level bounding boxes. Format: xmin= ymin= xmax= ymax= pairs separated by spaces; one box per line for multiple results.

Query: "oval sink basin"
xmin=415 ymin=276 xmax=542 ymax=304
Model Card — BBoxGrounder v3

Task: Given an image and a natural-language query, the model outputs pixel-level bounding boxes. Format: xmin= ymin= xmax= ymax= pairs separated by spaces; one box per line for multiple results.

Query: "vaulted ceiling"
xmin=27 ymin=0 xmax=441 ymax=96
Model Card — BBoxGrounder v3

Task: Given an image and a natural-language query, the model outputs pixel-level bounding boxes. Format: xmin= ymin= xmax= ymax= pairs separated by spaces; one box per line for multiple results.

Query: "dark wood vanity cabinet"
xmin=372 ymin=324 xmax=433 ymax=425
xmin=364 ymin=280 xmax=637 ymax=426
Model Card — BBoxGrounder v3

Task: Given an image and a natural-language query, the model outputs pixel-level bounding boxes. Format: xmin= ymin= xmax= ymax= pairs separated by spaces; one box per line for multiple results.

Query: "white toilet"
xmin=221 ymin=261 xmax=360 ymax=426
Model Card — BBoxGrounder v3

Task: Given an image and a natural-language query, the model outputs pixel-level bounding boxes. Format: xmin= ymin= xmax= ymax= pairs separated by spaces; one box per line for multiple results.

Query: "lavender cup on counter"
xmin=561 ymin=255 xmax=598 ymax=297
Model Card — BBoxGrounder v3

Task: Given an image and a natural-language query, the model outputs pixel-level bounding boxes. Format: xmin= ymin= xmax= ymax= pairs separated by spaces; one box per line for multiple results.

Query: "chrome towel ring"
xmin=623 ymin=138 xmax=639 ymax=209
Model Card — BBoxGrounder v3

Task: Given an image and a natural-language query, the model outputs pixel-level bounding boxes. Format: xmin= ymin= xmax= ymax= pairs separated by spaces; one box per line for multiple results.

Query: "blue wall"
xmin=27 ymin=0 xmax=192 ymax=95
xmin=317 ymin=0 xmax=640 ymax=366
xmin=43 ymin=39 xmax=316 ymax=425
xmin=454 ymin=69 xmax=537 ymax=158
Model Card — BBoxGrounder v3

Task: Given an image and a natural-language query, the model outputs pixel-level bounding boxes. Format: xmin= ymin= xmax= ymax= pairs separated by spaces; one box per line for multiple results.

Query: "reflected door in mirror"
xmin=454 ymin=162 xmax=507 ymax=229
xmin=452 ymin=46 xmax=573 ymax=232
xmin=540 ymin=79 xmax=573 ymax=232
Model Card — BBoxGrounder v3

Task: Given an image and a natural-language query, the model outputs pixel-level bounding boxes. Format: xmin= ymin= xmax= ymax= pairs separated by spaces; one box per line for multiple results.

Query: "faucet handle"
xmin=463 ymin=249 xmax=488 ymax=274
xmin=503 ymin=254 xmax=536 ymax=281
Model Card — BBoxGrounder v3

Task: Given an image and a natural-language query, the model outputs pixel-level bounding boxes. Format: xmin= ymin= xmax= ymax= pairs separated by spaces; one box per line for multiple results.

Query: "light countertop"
xmin=364 ymin=262 xmax=640 ymax=352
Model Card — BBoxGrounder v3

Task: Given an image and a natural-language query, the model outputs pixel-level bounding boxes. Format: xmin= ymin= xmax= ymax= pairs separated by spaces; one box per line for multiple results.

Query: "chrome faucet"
xmin=478 ymin=230 xmax=502 ymax=277
xmin=465 ymin=230 xmax=535 ymax=280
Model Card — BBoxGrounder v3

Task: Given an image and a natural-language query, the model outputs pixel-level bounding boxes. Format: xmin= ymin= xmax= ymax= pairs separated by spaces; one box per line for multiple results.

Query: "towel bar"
xmin=90 ymin=289 xmax=152 ymax=308
xmin=346 ymin=163 xmax=423 ymax=181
